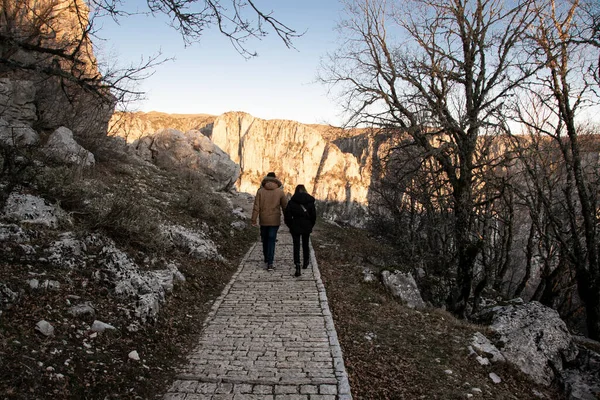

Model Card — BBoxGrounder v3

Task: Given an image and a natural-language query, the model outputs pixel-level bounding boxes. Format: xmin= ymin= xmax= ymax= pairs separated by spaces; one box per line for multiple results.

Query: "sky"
xmin=94 ymin=1 xmax=347 ymax=126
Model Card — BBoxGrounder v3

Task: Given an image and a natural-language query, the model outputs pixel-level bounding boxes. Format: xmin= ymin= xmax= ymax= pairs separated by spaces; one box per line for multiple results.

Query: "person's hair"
xmin=266 ymin=172 xmax=276 ymax=178
xmin=294 ymin=184 xmax=307 ymax=195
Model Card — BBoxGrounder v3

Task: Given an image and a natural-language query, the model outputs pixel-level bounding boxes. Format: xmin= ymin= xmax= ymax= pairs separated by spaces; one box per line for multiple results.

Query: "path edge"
xmin=310 ymin=239 xmax=353 ymax=399
xmin=202 ymin=241 xmax=257 ymax=328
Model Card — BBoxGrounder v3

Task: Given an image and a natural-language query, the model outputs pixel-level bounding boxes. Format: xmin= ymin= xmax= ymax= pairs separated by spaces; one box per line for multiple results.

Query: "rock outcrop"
xmin=43 ymin=127 xmax=95 ymax=166
xmin=486 ymin=301 xmax=578 ymax=385
xmin=0 ymin=118 xmax=39 ymax=147
xmin=380 ymin=270 xmax=426 ymax=309
xmin=110 ymin=111 xmax=216 ymax=142
xmin=131 ymin=128 xmax=240 ymax=191
xmin=0 ymin=79 xmax=37 ymax=126
xmin=2 ymin=1 xmax=114 ymax=137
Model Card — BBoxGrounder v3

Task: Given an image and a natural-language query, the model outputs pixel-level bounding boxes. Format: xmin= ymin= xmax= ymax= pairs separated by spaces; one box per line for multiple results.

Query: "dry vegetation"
xmin=312 ymin=222 xmax=564 ymax=400
xmin=0 ymin=140 xmax=256 ymax=399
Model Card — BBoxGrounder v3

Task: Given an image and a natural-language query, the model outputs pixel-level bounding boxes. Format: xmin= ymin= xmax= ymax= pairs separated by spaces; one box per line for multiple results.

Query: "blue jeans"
xmin=260 ymin=226 xmax=279 ymax=266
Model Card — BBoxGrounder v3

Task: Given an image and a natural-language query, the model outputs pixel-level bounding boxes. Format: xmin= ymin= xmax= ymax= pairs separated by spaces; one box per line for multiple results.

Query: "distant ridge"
xmin=109 ymin=111 xmax=367 ymax=143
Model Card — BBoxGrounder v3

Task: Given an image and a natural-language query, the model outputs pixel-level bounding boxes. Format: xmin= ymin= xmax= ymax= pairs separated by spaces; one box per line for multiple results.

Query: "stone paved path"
xmin=164 ymin=233 xmax=352 ymax=400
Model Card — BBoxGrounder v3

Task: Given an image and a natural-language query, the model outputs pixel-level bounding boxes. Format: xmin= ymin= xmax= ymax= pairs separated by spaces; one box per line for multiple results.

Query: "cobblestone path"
xmin=164 ymin=233 xmax=352 ymax=400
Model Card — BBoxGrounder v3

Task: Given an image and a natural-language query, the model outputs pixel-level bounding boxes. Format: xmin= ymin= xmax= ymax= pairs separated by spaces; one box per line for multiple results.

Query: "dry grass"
xmin=312 ymin=221 xmax=563 ymax=400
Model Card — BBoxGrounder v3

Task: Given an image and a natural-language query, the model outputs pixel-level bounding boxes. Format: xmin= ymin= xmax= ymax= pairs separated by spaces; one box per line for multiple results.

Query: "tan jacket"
xmin=251 ymin=178 xmax=288 ymax=226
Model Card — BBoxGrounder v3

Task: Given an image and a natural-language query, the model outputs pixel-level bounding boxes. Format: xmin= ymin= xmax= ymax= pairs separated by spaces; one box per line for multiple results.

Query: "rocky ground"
xmin=0 ymin=140 xmax=258 ymax=399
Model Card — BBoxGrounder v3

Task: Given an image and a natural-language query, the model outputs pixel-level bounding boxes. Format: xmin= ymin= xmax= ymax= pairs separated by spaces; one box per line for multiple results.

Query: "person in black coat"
xmin=284 ymin=184 xmax=317 ymax=277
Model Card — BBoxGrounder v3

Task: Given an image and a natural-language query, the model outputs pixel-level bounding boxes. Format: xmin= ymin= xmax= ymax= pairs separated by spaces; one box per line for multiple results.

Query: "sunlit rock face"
xmin=210 ymin=112 xmax=371 ymax=224
xmin=109 ymin=112 xmax=216 ymax=143
xmin=3 ymin=0 xmax=114 ymax=137
xmin=113 ymin=110 xmax=378 ymax=225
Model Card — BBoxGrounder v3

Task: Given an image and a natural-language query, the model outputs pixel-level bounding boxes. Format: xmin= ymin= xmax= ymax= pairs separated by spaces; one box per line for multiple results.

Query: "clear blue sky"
xmin=94 ymin=1 xmax=346 ymax=126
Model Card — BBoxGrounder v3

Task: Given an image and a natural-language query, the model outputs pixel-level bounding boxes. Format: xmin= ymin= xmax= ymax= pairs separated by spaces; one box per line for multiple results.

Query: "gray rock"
xmin=135 ymin=293 xmax=160 ymax=323
xmin=27 ymin=279 xmax=39 ymax=289
xmin=232 ymin=207 xmax=248 ymax=220
xmin=43 ymin=127 xmax=95 ymax=166
xmin=476 ymin=356 xmax=490 ymax=366
xmin=489 ymin=301 xmax=578 ymax=386
xmin=2 ymin=193 xmax=69 ymax=228
xmin=161 ymin=224 xmax=222 ymax=261
xmin=230 ymin=220 xmax=246 ymax=230
xmin=95 ymin=238 xmax=184 ymax=323
xmin=381 ymin=270 xmax=426 ymax=309
xmin=128 ymin=350 xmax=140 ymax=361
xmin=0 ymin=283 xmax=18 ymax=308
xmin=0 ymin=79 xmax=37 ymax=126
xmin=90 ymin=320 xmax=115 ymax=332
xmin=471 ymin=332 xmax=506 ymax=363
xmin=489 ymin=372 xmax=502 ymax=384
xmin=42 ymin=280 xmax=60 ymax=290
xmin=35 ymin=320 xmax=55 ymax=336
xmin=46 ymin=232 xmax=87 ymax=269
xmin=0 ymin=223 xmax=30 ymax=243
xmin=362 ymin=268 xmax=377 ymax=282
xmin=0 ymin=118 xmax=39 ymax=147
xmin=561 ymin=344 xmax=600 ymax=400
xmin=68 ymin=303 xmax=95 ymax=317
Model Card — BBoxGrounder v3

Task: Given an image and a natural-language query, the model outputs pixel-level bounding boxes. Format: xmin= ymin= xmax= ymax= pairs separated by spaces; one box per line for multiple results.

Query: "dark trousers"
xmin=260 ymin=226 xmax=279 ymax=265
xmin=291 ymin=232 xmax=310 ymax=267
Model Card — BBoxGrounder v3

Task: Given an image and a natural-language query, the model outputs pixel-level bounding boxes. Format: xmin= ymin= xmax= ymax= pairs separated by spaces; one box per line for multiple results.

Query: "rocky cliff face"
xmin=1 ymin=0 xmax=114 ymax=137
xmin=209 ymin=112 xmax=372 ymax=223
xmin=112 ymin=110 xmax=380 ymax=225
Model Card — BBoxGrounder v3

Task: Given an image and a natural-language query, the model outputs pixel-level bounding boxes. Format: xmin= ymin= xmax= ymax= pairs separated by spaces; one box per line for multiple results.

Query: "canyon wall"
xmin=209 ymin=112 xmax=372 ymax=222
xmin=114 ymin=111 xmax=379 ymax=224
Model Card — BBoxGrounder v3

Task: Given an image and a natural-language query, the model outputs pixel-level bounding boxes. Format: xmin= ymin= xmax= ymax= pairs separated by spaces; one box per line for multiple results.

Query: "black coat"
xmin=284 ymin=192 xmax=317 ymax=235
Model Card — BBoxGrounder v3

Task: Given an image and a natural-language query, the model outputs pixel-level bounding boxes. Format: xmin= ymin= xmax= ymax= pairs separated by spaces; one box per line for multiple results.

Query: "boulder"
xmin=0 ymin=118 xmax=39 ymax=147
xmin=0 ymin=79 xmax=37 ymax=126
xmin=131 ymin=128 xmax=240 ymax=191
xmin=43 ymin=126 xmax=95 ymax=166
xmin=2 ymin=193 xmax=69 ymax=228
xmin=488 ymin=301 xmax=578 ymax=386
xmin=561 ymin=343 xmax=600 ymax=400
xmin=381 ymin=270 xmax=426 ymax=309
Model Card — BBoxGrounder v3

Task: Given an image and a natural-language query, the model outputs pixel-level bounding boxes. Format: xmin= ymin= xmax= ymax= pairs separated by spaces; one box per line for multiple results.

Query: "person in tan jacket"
xmin=251 ymin=172 xmax=288 ymax=270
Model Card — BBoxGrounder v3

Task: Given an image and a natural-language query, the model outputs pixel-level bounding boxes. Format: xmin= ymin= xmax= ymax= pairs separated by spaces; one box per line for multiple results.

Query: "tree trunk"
xmin=515 ymin=221 xmax=536 ymax=297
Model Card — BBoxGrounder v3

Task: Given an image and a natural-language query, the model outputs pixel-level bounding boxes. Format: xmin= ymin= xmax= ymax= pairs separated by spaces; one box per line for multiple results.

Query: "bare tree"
xmin=321 ymin=0 xmax=536 ymax=316
xmin=92 ymin=0 xmax=301 ymax=59
xmin=513 ymin=0 xmax=600 ymax=339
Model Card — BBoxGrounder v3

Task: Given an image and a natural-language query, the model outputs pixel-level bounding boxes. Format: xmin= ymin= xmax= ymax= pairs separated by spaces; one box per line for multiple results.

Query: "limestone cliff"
xmin=113 ymin=110 xmax=379 ymax=224
xmin=1 ymin=0 xmax=114 ymax=137
xmin=209 ymin=112 xmax=371 ymax=222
